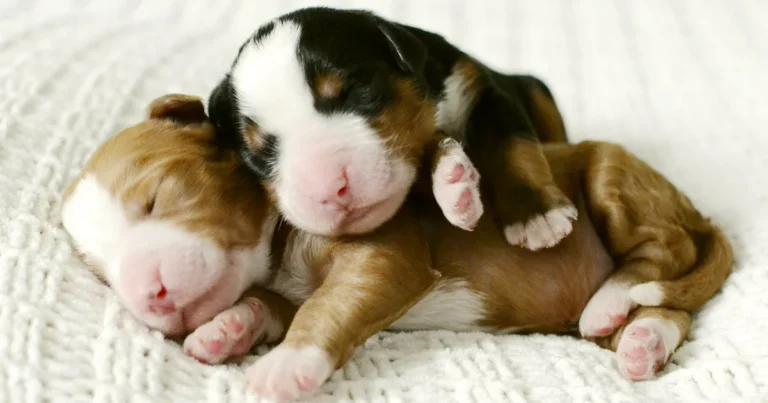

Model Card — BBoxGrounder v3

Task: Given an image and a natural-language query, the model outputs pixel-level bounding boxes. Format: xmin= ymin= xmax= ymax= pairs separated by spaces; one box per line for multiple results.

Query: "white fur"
xmin=246 ymin=344 xmax=334 ymax=402
xmin=616 ymin=317 xmax=681 ymax=381
xmin=629 ymin=282 xmax=665 ymax=306
xmin=61 ymin=174 xmax=129 ymax=276
xmin=112 ymin=219 xmax=227 ymax=305
xmin=183 ymin=302 xmax=260 ymax=364
xmin=579 ymin=281 xmax=636 ymax=338
xmin=435 ymin=68 xmax=476 ymax=137
xmin=61 ymin=175 xmax=276 ymax=335
xmin=432 ymin=138 xmax=483 ymax=231
xmin=391 ymin=280 xmax=487 ymax=332
xmin=232 ymin=21 xmax=415 ymax=236
xmin=268 ymin=231 xmax=319 ymax=305
xmin=183 ymin=297 xmax=285 ymax=364
xmin=231 ymin=209 xmax=280 ymax=286
xmin=503 ymin=206 xmax=578 ymax=251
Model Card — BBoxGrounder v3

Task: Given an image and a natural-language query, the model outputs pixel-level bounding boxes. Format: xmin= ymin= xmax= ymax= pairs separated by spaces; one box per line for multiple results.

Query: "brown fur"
xmin=473 ymin=138 xmax=572 ymax=226
xmin=370 ymin=78 xmax=437 ymax=167
xmin=454 ymin=59 xmax=483 ymax=90
xmin=423 ymin=191 xmax=614 ymax=332
xmin=528 ymin=85 xmax=567 ymax=143
xmin=238 ymin=286 xmax=298 ymax=345
xmin=314 ymin=72 xmax=344 ymax=99
xmin=255 ymin=140 xmax=731 ymax=371
xmin=242 ymin=120 xmax=265 ymax=152
xmin=440 ymin=60 xmax=575 ymax=233
xmin=70 ymin=95 xmax=732 ymax=382
xmin=65 ymin=96 xmax=273 ymax=283
xmin=148 ymin=93 xmax=208 ymax=124
xmin=279 ymin=210 xmax=440 ymax=367
xmin=572 ymin=142 xmax=733 ymax=312
xmin=443 ymin=59 xmax=483 ymax=142
xmin=593 ymin=307 xmax=692 ymax=352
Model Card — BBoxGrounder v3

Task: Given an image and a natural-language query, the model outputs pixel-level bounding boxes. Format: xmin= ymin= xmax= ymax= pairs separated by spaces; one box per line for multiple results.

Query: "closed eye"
xmin=144 ymin=177 xmax=165 ymax=217
xmin=145 ymin=196 xmax=156 ymax=216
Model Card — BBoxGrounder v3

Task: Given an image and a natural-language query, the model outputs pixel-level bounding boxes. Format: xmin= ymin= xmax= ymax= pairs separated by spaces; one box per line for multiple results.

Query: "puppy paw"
xmin=503 ymin=205 xmax=577 ymax=250
xmin=246 ymin=344 xmax=334 ymax=402
xmin=433 ymin=138 xmax=483 ymax=231
xmin=616 ymin=318 xmax=677 ymax=381
xmin=183 ymin=299 xmax=269 ymax=364
xmin=579 ymin=282 xmax=635 ymax=338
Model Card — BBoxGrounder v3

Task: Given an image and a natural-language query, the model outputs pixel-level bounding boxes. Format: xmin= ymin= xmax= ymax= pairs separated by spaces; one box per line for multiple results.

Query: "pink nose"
xmin=321 ymin=177 xmax=351 ymax=209
xmin=299 ymin=166 xmax=352 ymax=210
xmin=147 ymin=282 xmax=176 ymax=315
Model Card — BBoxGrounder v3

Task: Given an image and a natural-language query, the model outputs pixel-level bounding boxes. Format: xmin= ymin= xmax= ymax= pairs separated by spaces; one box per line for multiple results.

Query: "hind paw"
xmin=579 ymin=282 xmax=634 ymax=338
xmin=616 ymin=318 xmax=680 ymax=381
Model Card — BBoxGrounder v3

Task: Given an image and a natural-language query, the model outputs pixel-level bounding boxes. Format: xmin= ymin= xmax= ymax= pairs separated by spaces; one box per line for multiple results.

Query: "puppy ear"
xmin=148 ymin=94 xmax=207 ymax=124
xmin=376 ymin=20 xmax=427 ymax=75
xmin=208 ymin=74 xmax=238 ymax=136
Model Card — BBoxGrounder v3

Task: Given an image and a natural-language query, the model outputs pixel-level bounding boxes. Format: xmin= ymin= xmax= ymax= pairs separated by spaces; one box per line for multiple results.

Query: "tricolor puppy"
xmin=209 ymin=7 xmax=573 ymax=249
xmin=62 ymin=95 xmax=733 ymax=403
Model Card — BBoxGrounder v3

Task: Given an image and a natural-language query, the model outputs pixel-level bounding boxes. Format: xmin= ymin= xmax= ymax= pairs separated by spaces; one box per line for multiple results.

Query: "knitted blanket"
xmin=1 ymin=0 xmax=766 ymax=402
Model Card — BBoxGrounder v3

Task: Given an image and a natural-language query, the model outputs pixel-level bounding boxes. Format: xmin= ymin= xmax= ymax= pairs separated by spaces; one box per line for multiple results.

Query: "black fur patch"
xmin=208 ymin=7 xmax=565 ymax=186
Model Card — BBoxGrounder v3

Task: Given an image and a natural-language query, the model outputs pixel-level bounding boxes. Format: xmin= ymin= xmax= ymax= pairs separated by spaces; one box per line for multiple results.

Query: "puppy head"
xmin=61 ymin=94 xmax=276 ymax=336
xmin=210 ymin=7 xmax=435 ymax=236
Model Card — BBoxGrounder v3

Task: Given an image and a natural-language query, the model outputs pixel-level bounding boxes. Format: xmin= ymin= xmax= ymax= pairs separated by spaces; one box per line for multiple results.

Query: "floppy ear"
xmin=147 ymin=94 xmax=207 ymax=124
xmin=376 ymin=19 xmax=428 ymax=75
xmin=207 ymin=74 xmax=244 ymax=149
xmin=208 ymin=75 xmax=238 ymax=131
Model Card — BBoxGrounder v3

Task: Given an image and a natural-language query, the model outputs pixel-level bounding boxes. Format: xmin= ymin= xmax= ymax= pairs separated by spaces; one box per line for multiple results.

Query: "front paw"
xmin=503 ymin=204 xmax=577 ymax=250
xmin=432 ymin=138 xmax=483 ymax=231
xmin=245 ymin=344 xmax=334 ymax=402
xmin=183 ymin=298 xmax=277 ymax=364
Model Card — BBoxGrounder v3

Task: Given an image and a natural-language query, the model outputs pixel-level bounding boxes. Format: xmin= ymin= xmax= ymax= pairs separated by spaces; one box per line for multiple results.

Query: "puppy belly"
xmin=425 ymin=194 xmax=615 ymax=333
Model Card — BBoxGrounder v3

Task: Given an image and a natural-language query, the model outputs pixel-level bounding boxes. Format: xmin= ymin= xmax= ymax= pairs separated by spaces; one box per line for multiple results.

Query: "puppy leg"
xmin=245 ymin=210 xmax=438 ymax=402
xmin=183 ymin=286 xmax=296 ymax=364
xmin=415 ymin=132 xmax=483 ymax=231
xmin=504 ymin=74 xmax=569 ymax=144
xmin=465 ymin=88 xmax=577 ymax=251
xmin=594 ymin=307 xmax=691 ymax=381
xmin=578 ymin=141 xmax=716 ymax=337
xmin=579 ymin=260 xmax=671 ymax=338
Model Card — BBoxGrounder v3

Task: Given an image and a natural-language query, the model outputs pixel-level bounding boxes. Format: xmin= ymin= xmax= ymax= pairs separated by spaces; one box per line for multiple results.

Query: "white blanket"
xmin=1 ymin=0 xmax=766 ymax=402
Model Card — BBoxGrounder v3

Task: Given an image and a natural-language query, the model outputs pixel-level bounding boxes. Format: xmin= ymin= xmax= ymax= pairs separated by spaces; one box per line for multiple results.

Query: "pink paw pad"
xmin=224 ymin=319 xmax=244 ymax=333
xmin=447 ymin=164 xmax=465 ymax=183
xmin=616 ymin=321 xmax=669 ymax=381
xmin=201 ymin=337 xmax=225 ymax=355
xmin=433 ymin=140 xmax=483 ymax=231
xmin=183 ymin=302 xmax=263 ymax=365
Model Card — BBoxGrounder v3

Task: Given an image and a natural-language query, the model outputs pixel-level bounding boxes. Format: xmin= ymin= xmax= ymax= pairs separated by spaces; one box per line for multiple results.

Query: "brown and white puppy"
xmin=209 ymin=7 xmax=573 ymax=250
xmin=60 ymin=95 xmax=280 ymax=336
xmin=61 ymin=95 xmax=732 ymax=403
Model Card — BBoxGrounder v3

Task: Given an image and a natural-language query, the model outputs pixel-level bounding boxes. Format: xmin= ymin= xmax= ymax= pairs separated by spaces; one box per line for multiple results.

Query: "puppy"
xmin=62 ymin=95 xmax=732 ymax=402
xmin=208 ymin=7 xmax=573 ymax=250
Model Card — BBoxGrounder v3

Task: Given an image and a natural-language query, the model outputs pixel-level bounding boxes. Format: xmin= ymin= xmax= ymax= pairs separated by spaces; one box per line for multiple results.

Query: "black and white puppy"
xmin=209 ymin=7 xmax=572 ymax=250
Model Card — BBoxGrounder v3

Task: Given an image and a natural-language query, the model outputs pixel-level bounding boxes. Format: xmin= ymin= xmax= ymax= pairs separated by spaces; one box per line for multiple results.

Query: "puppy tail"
xmin=628 ymin=226 xmax=734 ymax=312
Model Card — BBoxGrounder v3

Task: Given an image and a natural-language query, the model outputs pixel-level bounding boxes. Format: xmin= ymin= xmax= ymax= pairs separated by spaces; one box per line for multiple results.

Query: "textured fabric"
xmin=1 ymin=0 xmax=767 ymax=402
